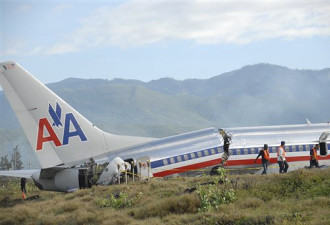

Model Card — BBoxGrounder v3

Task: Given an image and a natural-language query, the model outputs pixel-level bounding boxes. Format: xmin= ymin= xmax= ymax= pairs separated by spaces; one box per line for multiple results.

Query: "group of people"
xmin=255 ymin=141 xmax=320 ymax=174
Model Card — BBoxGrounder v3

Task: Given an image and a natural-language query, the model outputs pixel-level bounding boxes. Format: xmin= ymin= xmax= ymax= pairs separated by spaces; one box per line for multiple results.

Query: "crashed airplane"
xmin=0 ymin=62 xmax=329 ymax=192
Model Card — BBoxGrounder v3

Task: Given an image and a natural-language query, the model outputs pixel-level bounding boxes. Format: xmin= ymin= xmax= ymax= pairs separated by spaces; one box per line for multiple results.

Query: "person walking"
xmin=255 ymin=144 xmax=270 ymax=174
xmin=310 ymin=144 xmax=320 ymax=168
xmin=277 ymin=141 xmax=289 ymax=173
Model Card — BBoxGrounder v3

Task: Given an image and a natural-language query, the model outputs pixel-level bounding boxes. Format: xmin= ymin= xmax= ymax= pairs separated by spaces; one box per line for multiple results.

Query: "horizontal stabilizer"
xmin=0 ymin=170 xmax=40 ymax=178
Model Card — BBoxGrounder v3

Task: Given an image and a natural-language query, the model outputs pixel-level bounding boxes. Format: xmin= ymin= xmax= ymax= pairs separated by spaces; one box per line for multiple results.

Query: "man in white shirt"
xmin=277 ymin=141 xmax=289 ymax=173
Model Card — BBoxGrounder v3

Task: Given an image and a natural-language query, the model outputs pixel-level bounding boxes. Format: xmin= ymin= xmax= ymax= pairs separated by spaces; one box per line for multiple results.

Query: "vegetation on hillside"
xmin=0 ymin=168 xmax=329 ymax=225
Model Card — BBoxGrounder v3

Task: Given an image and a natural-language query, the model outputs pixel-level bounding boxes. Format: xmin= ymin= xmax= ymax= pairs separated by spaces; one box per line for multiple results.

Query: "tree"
xmin=11 ymin=145 xmax=23 ymax=170
xmin=0 ymin=155 xmax=12 ymax=170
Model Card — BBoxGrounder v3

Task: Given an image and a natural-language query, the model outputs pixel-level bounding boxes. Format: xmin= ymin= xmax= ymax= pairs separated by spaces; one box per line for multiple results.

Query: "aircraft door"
xmin=318 ymin=132 xmax=329 ymax=156
xmin=136 ymin=156 xmax=152 ymax=181
xmin=319 ymin=142 xmax=328 ymax=156
xmin=78 ymin=169 xmax=91 ymax=189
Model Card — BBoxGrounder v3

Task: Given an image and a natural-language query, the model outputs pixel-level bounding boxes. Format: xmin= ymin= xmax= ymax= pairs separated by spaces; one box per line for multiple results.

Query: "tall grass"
xmin=0 ymin=168 xmax=329 ymax=225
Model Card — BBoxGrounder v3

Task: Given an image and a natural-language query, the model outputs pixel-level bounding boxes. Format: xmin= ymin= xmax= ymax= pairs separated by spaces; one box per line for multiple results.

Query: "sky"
xmin=1 ymin=0 xmax=330 ymax=84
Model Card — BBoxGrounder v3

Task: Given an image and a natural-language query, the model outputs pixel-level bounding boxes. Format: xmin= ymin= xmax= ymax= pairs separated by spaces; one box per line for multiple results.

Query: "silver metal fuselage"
xmin=95 ymin=123 xmax=330 ymax=176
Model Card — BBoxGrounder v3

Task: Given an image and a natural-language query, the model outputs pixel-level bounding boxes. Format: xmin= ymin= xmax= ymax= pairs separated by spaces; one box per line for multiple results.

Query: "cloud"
xmin=52 ymin=3 xmax=72 ymax=13
xmin=17 ymin=3 xmax=32 ymax=12
xmin=45 ymin=43 xmax=78 ymax=55
xmin=41 ymin=0 xmax=330 ymax=53
xmin=1 ymin=40 xmax=26 ymax=56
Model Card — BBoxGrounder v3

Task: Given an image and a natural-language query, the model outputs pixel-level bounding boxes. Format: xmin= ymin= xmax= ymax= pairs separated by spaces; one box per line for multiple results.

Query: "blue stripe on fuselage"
xmin=150 ymin=143 xmax=329 ymax=170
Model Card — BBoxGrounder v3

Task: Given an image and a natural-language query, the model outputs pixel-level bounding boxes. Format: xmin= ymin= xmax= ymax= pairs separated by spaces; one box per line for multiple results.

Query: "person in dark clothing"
xmin=255 ymin=144 xmax=270 ymax=174
xmin=21 ymin=178 xmax=27 ymax=193
xmin=219 ymin=129 xmax=231 ymax=154
xmin=219 ymin=129 xmax=231 ymax=166
xmin=310 ymin=144 xmax=320 ymax=168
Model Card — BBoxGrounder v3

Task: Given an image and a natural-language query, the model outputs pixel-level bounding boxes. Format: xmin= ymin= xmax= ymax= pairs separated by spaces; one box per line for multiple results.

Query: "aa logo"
xmin=36 ymin=102 xmax=87 ymax=151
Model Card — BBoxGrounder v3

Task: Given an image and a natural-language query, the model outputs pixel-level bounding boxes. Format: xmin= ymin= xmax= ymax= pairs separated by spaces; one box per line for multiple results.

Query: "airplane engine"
xmin=32 ymin=168 xmax=80 ymax=192
xmin=31 ymin=157 xmax=132 ymax=192
xmin=97 ymin=157 xmax=130 ymax=185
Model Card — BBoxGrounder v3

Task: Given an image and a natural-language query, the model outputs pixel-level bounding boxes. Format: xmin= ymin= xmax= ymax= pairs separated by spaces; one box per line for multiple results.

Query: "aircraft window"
xmin=217 ymin=147 xmax=222 ymax=153
xmin=197 ymin=152 xmax=202 ymax=158
xmin=190 ymin=153 xmax=196 ymax=159
xmin=177 ymin=156 xmax=182 ymax=162
xmin=204 ymin=149 xmax=209 ymax=156
xmin=163 ymin=159 xmax=168 ymax=165
xmin=299 ymin=145 xmax=303 ymax=151
xmin=292 ymin=145 xmax=296 ymax=152
xmin=285 ymin=146 xmax=289 ymax=152
xmin=170 ymin=157 xmax=175 ymax=164
xmin=184 ymin=154 xmax=189 ymax=160
xmin=236 ymin=149 xmax=241 ymax=155
xmin=244 ymin=148 xmax=248 ymax=154
xmin=211 ymin=148 xmax=216 ymax=155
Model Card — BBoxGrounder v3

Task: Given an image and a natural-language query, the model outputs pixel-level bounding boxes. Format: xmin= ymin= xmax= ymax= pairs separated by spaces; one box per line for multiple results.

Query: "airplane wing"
xmin=0 ymin=170 xmax=40 ymax=178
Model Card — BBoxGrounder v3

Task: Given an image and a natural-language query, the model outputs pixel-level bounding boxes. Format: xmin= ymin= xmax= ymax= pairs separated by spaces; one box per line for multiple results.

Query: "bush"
xmin=197 ymin=185 xmax=236 ymax=212
xmin=197 ymin=167 xmax=236 ymax=212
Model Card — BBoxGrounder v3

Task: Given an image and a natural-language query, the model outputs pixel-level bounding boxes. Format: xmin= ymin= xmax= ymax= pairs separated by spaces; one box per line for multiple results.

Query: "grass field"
xmin=0 ymin=168 xmax=329 ymax=225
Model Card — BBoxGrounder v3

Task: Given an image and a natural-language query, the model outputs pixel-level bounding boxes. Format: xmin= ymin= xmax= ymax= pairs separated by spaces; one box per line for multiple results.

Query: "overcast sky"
xmin=1 ymin=0 xmax=330 ymax=84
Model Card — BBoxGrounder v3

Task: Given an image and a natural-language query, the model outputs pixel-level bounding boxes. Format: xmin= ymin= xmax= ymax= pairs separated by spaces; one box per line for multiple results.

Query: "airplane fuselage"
xmin=96 ymin=123 xmax=330 ymax=178
xmin=1 ymin=62 xmax=330 ymax=192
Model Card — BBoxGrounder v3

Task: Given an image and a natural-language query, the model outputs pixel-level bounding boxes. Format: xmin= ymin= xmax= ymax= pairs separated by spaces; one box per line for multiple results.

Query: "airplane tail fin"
xmin=0 ymin=62 xmax=154 ymax=168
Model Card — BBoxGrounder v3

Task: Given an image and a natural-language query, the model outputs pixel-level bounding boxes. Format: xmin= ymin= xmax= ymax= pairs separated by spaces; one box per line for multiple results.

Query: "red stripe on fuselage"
xmin=152 ymin=155 xmax=330 ymax=177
